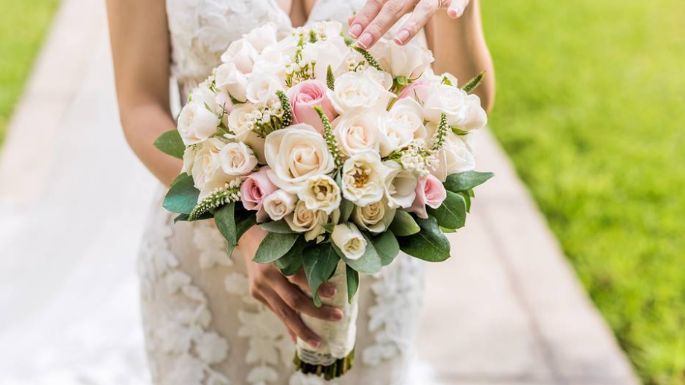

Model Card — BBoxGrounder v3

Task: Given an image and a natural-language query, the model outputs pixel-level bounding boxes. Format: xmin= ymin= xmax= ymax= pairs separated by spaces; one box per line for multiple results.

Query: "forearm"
xmin=427 ymin=1 xmax=495 ymax=111
xmin=120 ymin=102 xmax=181 ymax=186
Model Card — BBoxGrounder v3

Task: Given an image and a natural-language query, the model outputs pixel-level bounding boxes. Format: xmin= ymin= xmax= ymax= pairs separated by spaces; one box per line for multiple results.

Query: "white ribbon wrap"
xmin=296 ymin=262 xmax=358 ymax=365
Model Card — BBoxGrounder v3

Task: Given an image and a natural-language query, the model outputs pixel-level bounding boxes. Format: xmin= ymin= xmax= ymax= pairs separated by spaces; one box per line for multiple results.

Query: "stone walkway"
xmin=0 ymin=0 xmax=639 ymax=384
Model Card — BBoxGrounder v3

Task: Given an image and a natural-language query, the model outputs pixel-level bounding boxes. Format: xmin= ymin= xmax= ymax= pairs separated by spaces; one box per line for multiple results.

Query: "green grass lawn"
xmin=481 ymin=1 xmax=685 ymax=384
xmin=0 ymin=0 xmax=59 ymax=142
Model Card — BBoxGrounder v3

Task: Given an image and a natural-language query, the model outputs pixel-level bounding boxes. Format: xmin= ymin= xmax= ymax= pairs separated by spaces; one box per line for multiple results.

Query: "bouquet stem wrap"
xmin=295 ymin=261 xmax=357 ymax=379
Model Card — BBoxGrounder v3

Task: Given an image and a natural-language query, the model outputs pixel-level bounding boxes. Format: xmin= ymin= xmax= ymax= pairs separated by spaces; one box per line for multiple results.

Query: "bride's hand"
xmin=349 ymin=0 xmax=471 ymax=48
xmin=239 ymin=225 xmax=343 ymax=348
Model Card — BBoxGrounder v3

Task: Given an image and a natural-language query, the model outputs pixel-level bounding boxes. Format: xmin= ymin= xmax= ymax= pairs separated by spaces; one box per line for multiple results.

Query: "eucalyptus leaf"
xmin=460 ymin=191 xmax=472 ymax=212
xmin=372 ymin=231 xmax=400 ymax=266
xmin=339 ymin=199 xmax=354 ymax=223
xmin=346 ymin=265 xmax=359 ymax=304
xmin=254 ymin=232 xmax=300 ymax=264
xmin=444 ymin=171 xmax=494 ymax=193
xmin=275 ymin=238 xmax=305 ymax=276
xmin=215 ymin=203 xmax=237 ymax=246
xmin=398 ymin=216 xmax=451 ymax=262
xmin=428 ymin=191 xmax=466 ymax=230
xmin=303 ymin=244 xmax=340 ymax=306
xmin=163 ymin=173 xmax=200 ymax=214
xmin=389 ymin=210 xmax=421 ymax=236
xmin=342 ymin=235 xmax=382 ymax=274
xmin=260 ymin=220 xmax=295 ymax=234
xmin=154 ymin=130 xmax=185 ymax=159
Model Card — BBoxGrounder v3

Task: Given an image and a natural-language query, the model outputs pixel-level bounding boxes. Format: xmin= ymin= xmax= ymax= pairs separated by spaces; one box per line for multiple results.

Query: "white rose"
xmin=362 ymin=67 xmax=394 ymax=91
xmin=331 ymin=223 xmax=367 ymax=260
xmin=243 ymin=23 xmax=278 ymax=53
xmin=225 ymin=103 xmax=266 ymax=163
xmin=341 ymin=151 xmax=386 ymax=206
xmin=459 ymin=94 xmax=488 ymax=131
xmin=301 ymin=36 xmax=349 ymax=80
xmin=263 ymin=189 xmax=297 ymax=221
xmin=329 ymin=70 xmax=393 ymax=114
xmin=285 ymin=200 xmax=328 ymax=241
xmin=265 ymin=124 xmax=336 ymax=193
xmin=422 ymin=84 xmax=467 ymax=125
xmin=246 ymin=72 xmax=283 ymax=104
xmin=190 ymin=81 xmax=223 ymax=114
xmin=220 ymin=38 xmax=257 ymax=74
xmin=334 ymin=112 xmax=382 ymax=157
xmin=430 ymin=133 xmax=476 ymax=181
xmin=297 ymin=175 xmax=341 ymax=214
xmin=371 ymin=38 xmax=434 ymax=79
xmin=352 ymin=199 xmax=396 ymax=234
xmin=177 ymin=101 xmax=221 ymax=145
xmin=214 ymin=62 xmax=248 ymax=102
xmin=183 ymin=138 xmax=234 ymax=198
xmin=382 ymin=160 xmax=418 ymax=208
xmin=379 ymin=98 xmax=425 ymax=156
xmin=218 ymin=142 xmax=258 ymax=176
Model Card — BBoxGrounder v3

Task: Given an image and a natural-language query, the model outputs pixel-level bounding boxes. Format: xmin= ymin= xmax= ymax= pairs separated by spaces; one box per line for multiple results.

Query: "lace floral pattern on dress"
xmin=138 ymin=210 xmax=230 ymax=385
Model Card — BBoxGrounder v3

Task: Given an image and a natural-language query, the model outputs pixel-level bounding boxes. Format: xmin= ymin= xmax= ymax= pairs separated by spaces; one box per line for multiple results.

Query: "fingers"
xmin=348 ymin=0 xmax=386 ymax=39
xmin=262 ymin=287 xmax=322 ymax=348
xmin=288 ymin=270 xmax=337 ymax=299
xmin=447 ymin=0 xmax=469 ymax=18
xmin=393 ymin=0 xmax=440 ymax=45
xmin=273 ymin=276 xmax=343 ymax=322
xmin=353 ymin=0 xmax=417 ymax=49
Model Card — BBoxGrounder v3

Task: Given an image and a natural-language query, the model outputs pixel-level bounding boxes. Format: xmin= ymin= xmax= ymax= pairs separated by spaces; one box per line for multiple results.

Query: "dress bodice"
xmin=165 ymin=0 xmax=366 ymax=93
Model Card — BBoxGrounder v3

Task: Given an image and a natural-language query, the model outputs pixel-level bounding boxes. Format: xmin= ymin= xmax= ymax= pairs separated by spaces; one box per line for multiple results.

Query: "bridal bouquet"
xmin=156 ymin=21 xmax=492 ymax=380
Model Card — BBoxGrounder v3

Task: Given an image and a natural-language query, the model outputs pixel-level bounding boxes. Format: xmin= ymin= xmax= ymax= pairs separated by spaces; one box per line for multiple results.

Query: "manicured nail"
xmin=357 ymin=32 xmax=373 ymax=49
xmin=309 ymin=338 xmax=321 ymax=348
xmin=394 ymin=29 xmax=410 ymax=45
xmin=349 ymin=23 xmax=362 ymax=38
xmin=329 ymin=309 xmax=343 ymax=321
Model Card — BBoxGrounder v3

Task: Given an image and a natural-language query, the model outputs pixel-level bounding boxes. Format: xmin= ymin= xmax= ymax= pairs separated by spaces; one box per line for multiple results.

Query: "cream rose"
xmin=214 ymin=62 xmax=248 ymax=102
xmin=177 ymin=101 xmax=221 ymax=146
xmin=246 ymin=72 xmax=283 ymax=105
xmin=341 ymin=151 xmax=386 ymax=206
xmin=382 ymin=160 xmax=418 ymax=209
xmin=263 ymin=189 xmax=297 ymax=221
xmin=371 ymin=38 xmax=434 ymax=79
xmin=285 ymin=200 xmax=328 ymax=241
xmin=459 ymin=94 xmax=488 ymax=131
xmin=430 ymin=133 xmax=476 ymax=181
xmin=331 ymin=223 xmax=366 ymax=260
xmin=225 ymin=103 xmax=267 ymax=163
xmin=265 ymin=124 xmax=336 ymax=193
xmin=334 ymin=112 xmax=382 ymax=157
xmin=379 ymin=98 xmax=426 ymax=156
xmin=352 ymin=199 xmax=396 ymax=234
xmin=422 ymin=84 xmax=468 ymax=126
xmin=297 ymin=175 xmax=341 ymax=214
xmin=183 ymin=138 xmax=234 ymax=199
xmin=329 ymin=70 xmax=393 ymax=114
xmin=218 ymin=142 xmax=258 ymax=176
xmin=220 ymin=39 xmax=257 ymax=74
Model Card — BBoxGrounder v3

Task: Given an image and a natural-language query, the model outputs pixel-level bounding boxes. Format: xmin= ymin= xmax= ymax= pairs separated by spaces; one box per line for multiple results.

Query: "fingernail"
xmin=357 ymin=32 xmax=373 ymax=49
xmin=330 ymin=309 xmax=343 ymax=321
xmin=309 ymin=338 xmax=321 ymax=348
xmin=349 ymin=23 xmax=362 ymax=38
xmin=320 ymin=284 xmax=336 ymax=298
xmin=393 ymin=29 xmax=410 ymax=45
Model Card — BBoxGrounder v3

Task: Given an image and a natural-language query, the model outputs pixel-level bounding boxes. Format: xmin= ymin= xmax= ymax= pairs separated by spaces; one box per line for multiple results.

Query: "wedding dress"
xmin=138 ymin=1 xmax=427 ymax=385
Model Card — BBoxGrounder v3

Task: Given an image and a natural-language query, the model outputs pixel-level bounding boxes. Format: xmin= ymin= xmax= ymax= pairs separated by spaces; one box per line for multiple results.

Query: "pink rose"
xmin=240 ymin=167 xmax=278 ymax=222
xmin=397 ymin=79 xmax=431 ymax=103
xmin=408 ymin=174 xmax=447 ymax=219
xmin=287 ymin=80 xmax=337 ymax=133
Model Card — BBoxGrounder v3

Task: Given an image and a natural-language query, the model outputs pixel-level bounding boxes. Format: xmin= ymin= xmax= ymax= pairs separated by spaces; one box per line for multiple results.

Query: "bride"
xmin=106 ymin=0 xmax=493 ymax=384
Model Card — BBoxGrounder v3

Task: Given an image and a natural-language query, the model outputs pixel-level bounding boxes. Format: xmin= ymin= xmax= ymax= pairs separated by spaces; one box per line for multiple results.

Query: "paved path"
xmin=0 ymin=0 xmax=639 ymax=384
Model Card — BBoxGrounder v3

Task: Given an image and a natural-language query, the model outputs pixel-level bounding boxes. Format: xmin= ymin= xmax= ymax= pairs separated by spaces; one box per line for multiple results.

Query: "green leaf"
xmin=372 ymin=231 xmax=400 ymax=266
xmin=398 ymin=216 xmax=451 ymax=262
xmin=346 ymin=265 xmax=359 ymax=304
xmin=215 ymin=203 xmax=237 ymax=246
xmin=260 ymin=220 xmax=295 ymax=234
xmin=163 ymin=173 xmax=200 ymax=214
xmin=226 ymin=215 xmax=257 ymax=256
xmin=459 ymin=191 xmax=472 ymax=213
xmin=254 ymin=232 xmax=300 ymax=264
xmin=428 ymin=191 xmax=467 ymax=230
xmin=339 ymin=199 xmax=354 ymax=223
xmin=275 ymin=238 xmax=305 ymax=276
xmin=389 ymin=210 xmax=421 ymax=236
xmin=303 ymin=244 xmax=340 ymax=306
xmin=154 ymin=130 xmax=185 ymax=159
xmin=444 ymin=171 xmax=494 ymax=193
xmin=462 ymin=71 xmax=484 ymax=93
xmin=340 ymin=234 xmax=383 ymax=274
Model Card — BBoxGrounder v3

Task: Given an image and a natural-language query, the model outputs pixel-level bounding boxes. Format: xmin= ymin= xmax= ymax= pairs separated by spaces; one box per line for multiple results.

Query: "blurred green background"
xmin=1 ymin=0 xmax=684 ymax=384
xmin=482 ymin=1 xmax=685 ymax=384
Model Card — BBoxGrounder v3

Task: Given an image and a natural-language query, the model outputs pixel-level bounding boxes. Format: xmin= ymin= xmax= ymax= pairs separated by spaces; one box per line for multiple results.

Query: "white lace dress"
xmin=138 ymin=1 xmax=426 ymax=384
